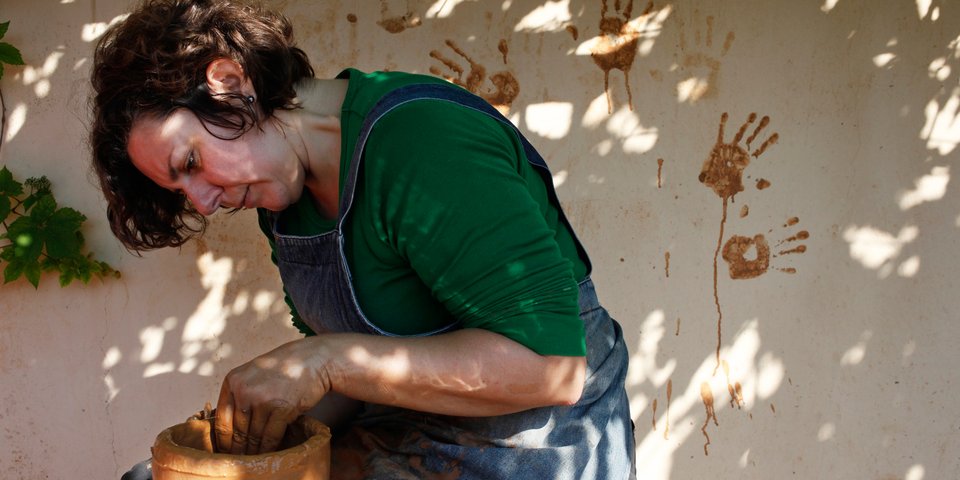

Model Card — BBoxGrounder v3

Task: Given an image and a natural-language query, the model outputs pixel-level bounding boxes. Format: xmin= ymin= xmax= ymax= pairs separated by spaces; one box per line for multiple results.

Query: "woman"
xmin=94 ymin=0 xmax=635 ymax=478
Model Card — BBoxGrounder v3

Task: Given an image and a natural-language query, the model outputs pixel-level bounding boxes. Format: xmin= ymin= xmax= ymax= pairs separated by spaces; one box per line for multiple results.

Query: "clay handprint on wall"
xmin=587 ymin=1 xmax=652 ymax=113
xmin=676 ymin=11 xmax=735 ymax=103
xmin=429 ymin=39 xmax=519 ymax=114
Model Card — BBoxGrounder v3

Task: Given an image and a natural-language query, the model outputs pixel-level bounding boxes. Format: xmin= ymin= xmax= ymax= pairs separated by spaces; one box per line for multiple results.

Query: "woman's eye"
xmin=185 ymin=151 xmax=198 ymax=171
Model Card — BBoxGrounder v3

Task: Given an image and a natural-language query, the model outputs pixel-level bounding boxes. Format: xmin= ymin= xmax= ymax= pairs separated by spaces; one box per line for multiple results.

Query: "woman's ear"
xmin=205 ymin=58 xmax=254 ymax=96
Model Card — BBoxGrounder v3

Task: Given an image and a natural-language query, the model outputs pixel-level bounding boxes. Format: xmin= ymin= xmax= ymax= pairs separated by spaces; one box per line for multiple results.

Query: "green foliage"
xmin=0 ymin=166 xmax=119 ymax=288
xmin=0 ymin=21 xmax=25 ymax=81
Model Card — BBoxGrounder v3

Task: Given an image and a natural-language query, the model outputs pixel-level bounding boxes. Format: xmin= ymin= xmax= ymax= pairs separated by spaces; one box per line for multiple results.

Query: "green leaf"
xmin=59 ymin=268 xmax=75 ymax=287
xmin=0 ymin=166 xmax=23 ymax=197
xmin=3 ymin=258 xmax=24 ymax=284
xmin=0 ymin=195 xmax=10 ymax=221
xmin=49 ymin=207 xmax=85 ymax=231
xmin=0 ymin=21 xmax=9 ymax=39
xmin=24 ymin=261 xmax=41 ymax=288
xmin=30 ymin=194 xmax=56 ymax=221
xmin=0 ymin=42 xmax=24 ymax=66
xmin=45 ymin=228 xmax=82 ymax=259
xmin=7 ymin=216 xmax=41 ymax=261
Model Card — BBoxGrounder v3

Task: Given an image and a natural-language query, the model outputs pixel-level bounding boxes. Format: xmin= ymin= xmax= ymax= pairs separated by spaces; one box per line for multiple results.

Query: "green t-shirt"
xmin=258 ymin=69 xmax=588 ymax=356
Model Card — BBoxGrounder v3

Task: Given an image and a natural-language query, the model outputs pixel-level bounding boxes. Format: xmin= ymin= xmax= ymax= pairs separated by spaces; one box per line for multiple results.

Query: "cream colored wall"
xmin=1 ymin=0 xmax=957 ymax=478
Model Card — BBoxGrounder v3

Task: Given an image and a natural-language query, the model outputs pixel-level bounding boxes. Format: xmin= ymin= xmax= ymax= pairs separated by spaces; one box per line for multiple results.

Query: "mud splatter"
xmin=664 ymin=251 xmax=670 ymax=278
xmin=657 ymin=158 xmax=664 ymax=188
xmin=700 ymin=382 xmax=718 ymax=455
xmin=756 ymin=178 xmax=771 ymax=190
xmin=739 ymin=204 xmax=749 ymax=218
xmin=429 ymin=39 xmax=519 ymax=114
xmin=498 ymin=39 xmax=509 ymax=64
xmin=675 ymin=317 xmax=680 ymax=336
xmin=377 ymin=1 xmax=422 ymax=33
xmin=663 ymin=378 xmax=672 ymax=440
xmin=676 ymin=12 xmax=735 ymax=103
xmin=590 ymin=1 xmax=657 ymax=112
xmin=722 ymin=361 xmax=743 ymax=409
xmin=566 ymin=25 xmax=579 ymax=41
xmin=346 ymin=13 xmax=358 ymax=23
xmin=651 ymin=398 xmax=658 ymax=430
xmin=698 ymin=112 xmax=779 ymax=372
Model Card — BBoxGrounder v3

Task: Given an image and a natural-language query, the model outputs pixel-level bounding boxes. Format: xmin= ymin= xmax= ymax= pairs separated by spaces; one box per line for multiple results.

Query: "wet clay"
xmin=700 ymin=382 xmax=717 ymax=456
xmin=498 ymin=39 xmax=509 ymax=64
xmin=722 ymin=361 xmax=743 ymax=409
xmin=756 ymin=178 xmax=771 ymax=190
xmin=566 ymin=25 xmax=579 ymax=41
xmin=151 ymin=414 xmax=331 ymax=480
xmin=664 ymin=251 xmax=670 ymax=278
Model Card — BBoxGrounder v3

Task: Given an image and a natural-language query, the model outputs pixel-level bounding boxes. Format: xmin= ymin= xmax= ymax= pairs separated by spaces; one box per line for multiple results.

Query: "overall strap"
xmin=338 ymin=83 xmax=593 ymax=275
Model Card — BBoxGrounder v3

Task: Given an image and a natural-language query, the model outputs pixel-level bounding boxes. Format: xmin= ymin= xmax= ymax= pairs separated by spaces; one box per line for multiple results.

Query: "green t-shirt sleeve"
xmin=257 ymin=210 xmax=316 ymax=337
xmin=360 ymin=101 xmax=586 ymax=356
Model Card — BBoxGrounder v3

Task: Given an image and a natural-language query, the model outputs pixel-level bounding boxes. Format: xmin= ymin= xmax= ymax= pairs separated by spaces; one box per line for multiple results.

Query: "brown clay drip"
xmin=710 ymin=197 xmax=727 ymax=375
xmin=778 ymin=245 xmax=807 ymax=256
xmin=778 ymin=268 xmax=797 ymax=274
xmin=346 ymin=13 xmax=357 ymax=23
xmin=663 ymin=378 xmax=672 ymax=440
xmin=722 ymin=361 xmax=744 ymax=409
xmin=498 ymin=39 xmax=509 ymax=64
xmin=657 ymin=158 xmax=664 ymax=188
xmin=566 ymin=25 xmax=579 ymax=41
xmin=651 ymin=398 xmax=658 ymax=431
xmin=675 ymin=317 xmax=681 ymax=336
xmin=740 ymin=204 xmax=749 ymax=218
xmin=756 ymin=178 xmax=771 ymax=190
xmin=664 ymin=251 xmax=670 ymax=278
xmin=700 ymin=382 xmax=717 ymax=456
xmin=784 ymin=217 xmax=799 ymax=227
xmin=770 ymin=403 xmax=776 ymax=414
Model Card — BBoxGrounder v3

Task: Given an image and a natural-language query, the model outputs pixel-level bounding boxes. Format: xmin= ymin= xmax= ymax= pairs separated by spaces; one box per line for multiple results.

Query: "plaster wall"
xmin=0 ymin=1 xmax=957 ymax=478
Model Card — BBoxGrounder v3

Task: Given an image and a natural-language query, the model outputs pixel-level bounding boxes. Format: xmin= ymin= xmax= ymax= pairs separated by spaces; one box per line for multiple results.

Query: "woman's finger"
xmin=229 ymin=405 xmax=252 ymax=455
xmin=214 ymin=383 xmax=235 ymax=453
xmin=245 ymin=406 xmax=271 ymax=455
xmin=259 ymin=402 xmax=298 ymax=454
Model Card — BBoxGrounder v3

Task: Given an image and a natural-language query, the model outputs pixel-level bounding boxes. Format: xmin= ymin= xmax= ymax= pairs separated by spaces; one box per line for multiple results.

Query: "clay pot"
xmin=151 ymin=415 xmax=331 ymax=480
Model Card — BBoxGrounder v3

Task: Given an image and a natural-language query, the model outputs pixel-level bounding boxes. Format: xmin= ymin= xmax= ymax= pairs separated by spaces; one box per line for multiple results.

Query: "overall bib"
xmin=267 ymin=83 xmax=636 ymax=479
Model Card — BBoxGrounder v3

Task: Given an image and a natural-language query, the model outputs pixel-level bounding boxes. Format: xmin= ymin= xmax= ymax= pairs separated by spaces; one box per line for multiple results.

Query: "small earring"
xmin=246 ymin=95 xmax=255 ymax=104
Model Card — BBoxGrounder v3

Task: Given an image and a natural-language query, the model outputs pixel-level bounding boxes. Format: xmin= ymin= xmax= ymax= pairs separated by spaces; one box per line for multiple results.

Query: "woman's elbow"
xmin=546 ymin=355 xmax=587 ymax=406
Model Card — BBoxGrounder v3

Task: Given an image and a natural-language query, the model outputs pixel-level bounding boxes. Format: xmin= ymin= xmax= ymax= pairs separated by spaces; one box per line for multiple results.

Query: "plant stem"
xmin=0 ymin=87 xmax=6 ymax=158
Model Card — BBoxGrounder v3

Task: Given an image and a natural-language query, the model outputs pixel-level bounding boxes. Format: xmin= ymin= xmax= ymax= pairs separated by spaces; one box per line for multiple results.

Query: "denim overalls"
xmin=268 ymin=83 xmax=636 ymax=479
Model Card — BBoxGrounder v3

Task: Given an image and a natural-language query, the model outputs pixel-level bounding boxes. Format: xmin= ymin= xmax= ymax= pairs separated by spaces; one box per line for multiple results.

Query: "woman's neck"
xmin=284 ymin=78 xmax=349 ymax=219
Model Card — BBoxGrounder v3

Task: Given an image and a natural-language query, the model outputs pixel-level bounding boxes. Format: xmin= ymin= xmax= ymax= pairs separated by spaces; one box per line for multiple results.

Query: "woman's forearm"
xmin=315 ymin=328 xmax=586 ymax=417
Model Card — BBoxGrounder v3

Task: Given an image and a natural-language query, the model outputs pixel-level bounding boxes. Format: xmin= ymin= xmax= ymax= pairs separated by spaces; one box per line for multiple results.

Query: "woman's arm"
xmin=214 ymin=329 xmax=586 ymax=454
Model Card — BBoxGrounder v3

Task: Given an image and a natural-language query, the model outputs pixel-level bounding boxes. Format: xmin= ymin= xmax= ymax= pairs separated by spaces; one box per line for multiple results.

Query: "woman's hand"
xmin=214 ymin=337 xmax=332 ymax=455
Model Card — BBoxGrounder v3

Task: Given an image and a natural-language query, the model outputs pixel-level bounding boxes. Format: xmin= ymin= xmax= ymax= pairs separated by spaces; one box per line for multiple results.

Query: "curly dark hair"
xmin=90 ymin=0 xmax=314 ymax=251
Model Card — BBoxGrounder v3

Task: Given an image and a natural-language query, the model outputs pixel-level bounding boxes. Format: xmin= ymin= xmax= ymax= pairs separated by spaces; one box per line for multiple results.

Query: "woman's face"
xmin=127 ymin=109 xmax=305 ymax=215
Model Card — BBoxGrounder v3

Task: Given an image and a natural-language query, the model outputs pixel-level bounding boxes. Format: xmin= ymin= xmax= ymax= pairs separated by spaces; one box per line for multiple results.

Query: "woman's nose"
xmin=183 ymin=182 xmax=220 ymax=216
